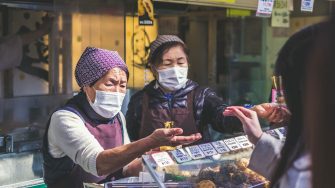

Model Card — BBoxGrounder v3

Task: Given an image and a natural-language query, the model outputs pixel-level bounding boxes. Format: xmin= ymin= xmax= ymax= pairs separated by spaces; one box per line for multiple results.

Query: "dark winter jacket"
xmin=126 ymin=80 xmax=242 ymax=142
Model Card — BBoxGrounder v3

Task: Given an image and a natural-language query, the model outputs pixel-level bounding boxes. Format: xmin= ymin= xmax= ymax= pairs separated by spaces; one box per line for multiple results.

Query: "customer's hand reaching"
xmin=224 ymin=106 xmax=263 ymax=144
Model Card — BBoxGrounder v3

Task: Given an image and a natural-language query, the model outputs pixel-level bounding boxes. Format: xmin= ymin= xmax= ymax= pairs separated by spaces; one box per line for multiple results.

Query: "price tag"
xmin=274 ymin=128 xmax=285 ymax=141
xmin=170 ymin=148 xmax=192 ymax=163
xmin=224 ymin=138 xmax=241 ymax=151
xmin=211 ymin=140 xmax=230 ymax=154
xmin=277 ymin=127 xmax=287 ymax=135
xmin=235 ymin=136 xmax=253 ymax=148
xmin=198 ymin=143 xmax=218 ymax=156
xmin=185 ymin=145 xmax=206 ymax=160
xmin=266 ymin=129 xmax=280 ymax=139
xmin=151 ymin=152 xmax=175 ymax=167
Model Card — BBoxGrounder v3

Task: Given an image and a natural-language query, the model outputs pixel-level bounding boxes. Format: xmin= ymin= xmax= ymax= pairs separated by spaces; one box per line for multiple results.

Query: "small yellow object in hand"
xmin=164 ymin=121 xmax=174 ymax=129
xmin=160 ymin=121 xmax=176 ymax=151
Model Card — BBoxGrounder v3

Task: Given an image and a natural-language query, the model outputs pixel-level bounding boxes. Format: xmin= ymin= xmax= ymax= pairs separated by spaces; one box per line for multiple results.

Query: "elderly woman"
xmin=42 ymin=47 xmax=201 ymax=188
xmin=126 ymin=35 xmax=285 ymax=144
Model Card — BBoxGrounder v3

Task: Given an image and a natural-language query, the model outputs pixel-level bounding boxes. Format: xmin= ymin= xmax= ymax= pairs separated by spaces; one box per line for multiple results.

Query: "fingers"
xmin=164 ymin=128 xmax=183 ymax=137
xmin=267 ymin=108 xmax=279 ymax=121
xmin=227 ymin=106 xmax=255 ymax=118
xmin=267 ymin=107 xmax=290 ymax=123
xmin=172 ymin=133 xmax=202 ymax=145
xmin=280 ymin=106 xmax=292 ymax=115
xmin=223 ymin=109 xmax=234 ymax=116
xmin=224 ymin=107 xmax=248 ymax=124
xmin=233 ymin=106 xmax=257 ymax=117
xmin=253 ymin=103 xmax=275 ymax=118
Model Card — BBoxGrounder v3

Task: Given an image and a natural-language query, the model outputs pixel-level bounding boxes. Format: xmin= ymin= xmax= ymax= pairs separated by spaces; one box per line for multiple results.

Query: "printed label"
xmin=274 ymin=128 xmax=285 ymax=141
xmin=151 ymin=152 xmax=175 ymax=167
xmin=277 ymin=127 xmax=287 ymax=135
xmin=224 ymin=138 xmax=242 ymax=151
xmin=211 ymin=140 xmax=230 ymax=154
xmin=198 ymin=143 xmax=218 ymax=156
xmin=185 ymin=145 xmax=206 ymax=160
xmin=170 ymin=148 xmax=192 ymax=163
xmin=266 ymin=129 xmax=280 ymax=140
xmin=235 ymin=136 xmax=253 ymax=148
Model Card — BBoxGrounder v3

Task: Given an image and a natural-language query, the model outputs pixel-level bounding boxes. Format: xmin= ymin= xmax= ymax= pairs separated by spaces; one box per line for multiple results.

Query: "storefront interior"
xmin=0 ymin=0 xmax=332 ymax=186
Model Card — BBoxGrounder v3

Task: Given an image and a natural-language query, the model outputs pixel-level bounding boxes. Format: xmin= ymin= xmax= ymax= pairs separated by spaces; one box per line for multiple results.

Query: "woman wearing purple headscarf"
xmin=42 ymin=47 xmax=201 ymax=188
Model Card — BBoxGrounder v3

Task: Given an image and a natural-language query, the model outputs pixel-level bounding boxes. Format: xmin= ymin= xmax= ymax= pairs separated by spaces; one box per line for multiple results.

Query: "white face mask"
xmin=87 ymin=89 xmax=125 ymax=118
xmin=157 ymin=67 xmax=188 ymax=91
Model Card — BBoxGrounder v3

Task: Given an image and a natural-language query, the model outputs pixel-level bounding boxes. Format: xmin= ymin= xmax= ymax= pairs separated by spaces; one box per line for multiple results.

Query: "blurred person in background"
xmin=223 ymin=20 xmax=333 ymax=187
xmin=305 ymin=16 xmax=335 ymax=188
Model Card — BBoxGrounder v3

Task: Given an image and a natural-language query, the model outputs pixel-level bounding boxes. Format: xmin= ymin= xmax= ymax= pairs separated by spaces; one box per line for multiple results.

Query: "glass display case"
xmin=140 ymin=141 xmax=265 ymax=187
xmin=105 ymin=127 xmax=286 ymax=188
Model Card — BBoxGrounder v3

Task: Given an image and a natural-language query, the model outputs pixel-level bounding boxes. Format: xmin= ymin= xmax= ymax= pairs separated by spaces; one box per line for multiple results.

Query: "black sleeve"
xmin=201 ymin=88 xmax=243 ymax=133
xmin=125 ymin=90 xmax=144 ymax=141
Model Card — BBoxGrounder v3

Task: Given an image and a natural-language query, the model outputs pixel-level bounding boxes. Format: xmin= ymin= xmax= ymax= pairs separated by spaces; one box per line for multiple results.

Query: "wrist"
xmin=251 ymin=132 xmax=263 ymax=145
xmin=143 ymin=136 xmax=161 ymax=150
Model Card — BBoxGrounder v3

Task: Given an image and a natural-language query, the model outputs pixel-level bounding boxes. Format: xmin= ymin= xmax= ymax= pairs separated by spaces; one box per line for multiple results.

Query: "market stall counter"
xmin=87 ymin=127 xmax=286 ymax=188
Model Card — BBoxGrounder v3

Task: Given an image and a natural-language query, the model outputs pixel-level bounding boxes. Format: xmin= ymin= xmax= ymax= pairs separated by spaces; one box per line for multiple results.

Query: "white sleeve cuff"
xmin=48 ymin=110 xmax=105 ymax=176
xmin=89 ymin=150 xmax=103 ymax=177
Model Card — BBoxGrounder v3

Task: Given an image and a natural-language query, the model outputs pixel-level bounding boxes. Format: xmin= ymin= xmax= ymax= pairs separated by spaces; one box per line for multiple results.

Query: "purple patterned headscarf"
xmin=75 ymin=47 xmax=129 ymax=87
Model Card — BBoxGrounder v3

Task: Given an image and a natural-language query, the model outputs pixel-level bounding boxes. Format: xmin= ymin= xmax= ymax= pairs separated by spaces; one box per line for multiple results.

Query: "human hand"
xmin=123 ymin=158 xmax=143 ymax=177
xmin=224 ymin=106 xmax=263 ymax=144
xmin=252 ymin=103 xmax=291 ymax=123
xmin=149 ymin=128 xmax=202 ymax=147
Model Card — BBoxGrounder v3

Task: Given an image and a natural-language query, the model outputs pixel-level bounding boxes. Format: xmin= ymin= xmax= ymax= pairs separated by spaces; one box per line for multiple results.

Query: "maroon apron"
xmin=48 ymin=116 xmax=123 ymax=188
xmin=69 ymin=118 xmax=124 ymax=188
xmin=139 ymin=90 xmax=199 ymax=139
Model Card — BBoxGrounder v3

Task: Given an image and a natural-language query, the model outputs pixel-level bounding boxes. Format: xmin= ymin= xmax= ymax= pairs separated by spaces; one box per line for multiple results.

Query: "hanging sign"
xmin=271 ymin=0 xmax=290 ymax=28
xmin=256 ymin=0 xmax=275 ymax=17
xmin=138 ymin=0 xmax=154 ymax=25
xmin=301 ymin=0 xmax=314 ymax=12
